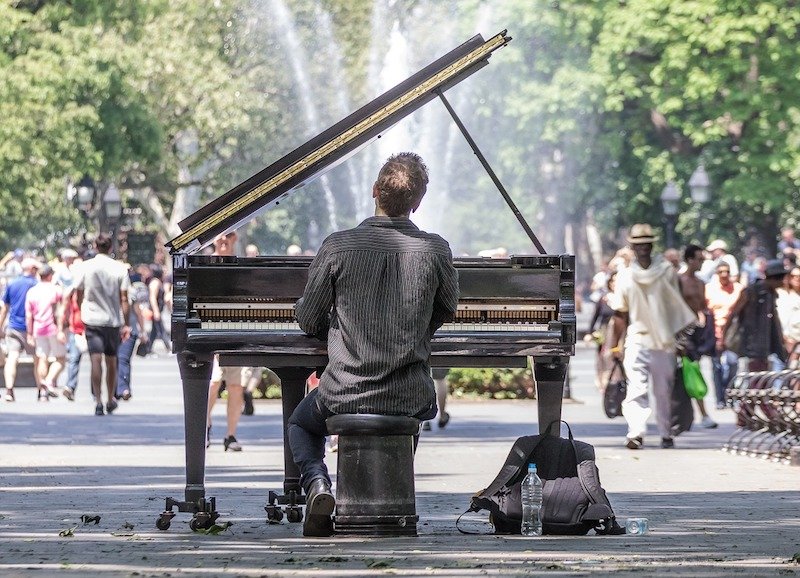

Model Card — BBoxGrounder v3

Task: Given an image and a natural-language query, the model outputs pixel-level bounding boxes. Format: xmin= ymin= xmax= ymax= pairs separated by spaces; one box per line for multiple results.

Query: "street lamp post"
xmin=689 ymin=163 xmax=710 ymax=240
xmin=66 ymin=175 xmax=97 ymax=218
xmin=102 ymin=184 xmax=123 ymax=255
xmin=660 ymin=181 xmax=680 ymax=249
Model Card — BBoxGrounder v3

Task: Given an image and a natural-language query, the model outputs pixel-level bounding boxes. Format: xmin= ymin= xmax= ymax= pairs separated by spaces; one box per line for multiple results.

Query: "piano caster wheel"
xmin=286 ymin=506 xmax=303 ymax=524
xmin=189 ymin=512 xmax=217 ymax=532
xmin=156 ymin=512 xmax=174 ymax=531
xmin=265 ymin=505 xmax=284 ymax=524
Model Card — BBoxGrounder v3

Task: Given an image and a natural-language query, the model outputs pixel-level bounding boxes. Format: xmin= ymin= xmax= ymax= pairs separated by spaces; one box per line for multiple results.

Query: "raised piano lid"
xmin=167 ymin=30 xmax=511 ymax=255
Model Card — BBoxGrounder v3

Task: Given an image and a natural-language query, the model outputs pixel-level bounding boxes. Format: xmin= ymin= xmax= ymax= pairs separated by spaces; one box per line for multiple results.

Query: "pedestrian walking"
xmin=57 ymin=286 xmax=85 ymax=401
xmin=144 ymin=264 xmax=169 ymax=355
xmin=0 ymin=257 xmax=41 ymax=401
xmin=116 ymin=268 xmax=149 ymax=401
xmin=677 ymin=244 xmax=717 ymax=428
xmin=24 ymin=265 xmax=66 ymax=401
xmin=607 ymin=224 xmax=696 ymax=450
xmin=723 ymin=259 xmax=788 ymax=371
xmin=423 ymin=368 xmax=451 ymax=431
xmin=776 ymin=265 xmax=800 ymax=367
xmin=705 ymin=262 xmax=744 ymax=408
xmin=699 ymin=239 xmax=739 ymax=283
xmin=206 ymin=230 xmax=246 ymax=452
xmin=73 ymin=233 xmax=131 ymax=416
xmin=53 ymin=248 xmax=80 ymax=290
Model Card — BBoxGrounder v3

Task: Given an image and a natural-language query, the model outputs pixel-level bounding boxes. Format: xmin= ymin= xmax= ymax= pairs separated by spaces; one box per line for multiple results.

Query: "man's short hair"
xmin=95 ymin=233 xmax=113 ymax=254
xmin=683 ymin=244 xmax=703 ymax=262
xmin=374 ymin=152 xmax=429 ymax=217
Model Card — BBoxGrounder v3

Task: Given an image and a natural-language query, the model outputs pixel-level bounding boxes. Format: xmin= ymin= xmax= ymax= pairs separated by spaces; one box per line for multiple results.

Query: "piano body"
xmin=158 ymin=30 xmax=575 ymax=531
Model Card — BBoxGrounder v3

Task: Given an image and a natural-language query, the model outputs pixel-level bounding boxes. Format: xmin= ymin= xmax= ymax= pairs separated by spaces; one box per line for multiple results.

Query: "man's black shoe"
xmin=243 ymin=391 xmax=255 ymax=415
xmin=303 ymin=478 xmax=335 ymax=537
xmin=660 ymin=437 xmax=675 ymax=449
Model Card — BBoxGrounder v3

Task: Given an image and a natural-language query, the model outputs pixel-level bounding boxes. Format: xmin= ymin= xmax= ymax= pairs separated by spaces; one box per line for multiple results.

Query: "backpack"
xmin=458 ymin=421 xmax=625 ymax=536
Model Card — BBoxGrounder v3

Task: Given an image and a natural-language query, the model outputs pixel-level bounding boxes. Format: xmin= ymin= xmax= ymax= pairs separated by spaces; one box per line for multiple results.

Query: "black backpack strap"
xmin=456 ymin=507 xmax=491 ymax=535
xmin=476 ymin=434 xmax=547 ymax=499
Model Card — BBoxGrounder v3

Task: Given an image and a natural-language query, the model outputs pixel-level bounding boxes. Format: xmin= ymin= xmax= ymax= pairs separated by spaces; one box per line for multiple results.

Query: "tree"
xmin=0 ymin=0 xmax=161 ymax=250
xmin=593 ymin=0 xmax=800 ymax=251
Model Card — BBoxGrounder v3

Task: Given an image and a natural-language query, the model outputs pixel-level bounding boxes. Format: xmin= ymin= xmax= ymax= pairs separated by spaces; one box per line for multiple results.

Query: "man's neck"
xmin=636 ymin=256 xmax=652 ymax=269
xmin=373 ymin=205 xmax=410 ymax=218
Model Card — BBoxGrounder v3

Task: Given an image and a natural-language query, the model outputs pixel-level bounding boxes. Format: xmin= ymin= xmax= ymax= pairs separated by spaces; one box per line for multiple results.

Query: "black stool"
xmin=326 ymin=414 xmax=420 ymax=536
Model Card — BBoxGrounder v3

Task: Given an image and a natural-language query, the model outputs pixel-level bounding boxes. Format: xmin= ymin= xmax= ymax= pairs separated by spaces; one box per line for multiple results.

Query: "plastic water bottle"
xmin=520 ymin=463 xmax=543 ymax=536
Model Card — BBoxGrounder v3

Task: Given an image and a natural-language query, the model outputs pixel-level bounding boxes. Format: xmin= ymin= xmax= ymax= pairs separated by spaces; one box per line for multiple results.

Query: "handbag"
xmin=670 ymin=362 xmax=694 ymax=436
xmin=74 ymin=333 xmax=89 ymax=354
xmin=602 ymin=359 xmax=627 ymax=419
xmin=680 ymin=356 xmax=708 ymax=399
xmin=723 ymin=315 xmax=742 ymax=355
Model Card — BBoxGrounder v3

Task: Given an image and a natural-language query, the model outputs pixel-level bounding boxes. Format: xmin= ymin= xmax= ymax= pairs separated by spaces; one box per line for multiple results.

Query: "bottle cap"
xmin=528 ymin=463 xmax=536 ymax=471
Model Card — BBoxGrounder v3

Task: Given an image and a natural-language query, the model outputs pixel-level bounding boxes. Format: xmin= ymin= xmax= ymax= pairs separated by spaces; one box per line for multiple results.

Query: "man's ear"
xmin=372 ymin=184 xmax=380 ymax=199
xmin=410 ymin=193 xmax=424 ymax=213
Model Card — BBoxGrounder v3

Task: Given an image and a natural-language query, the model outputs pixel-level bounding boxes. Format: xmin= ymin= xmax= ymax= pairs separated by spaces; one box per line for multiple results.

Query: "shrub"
xmin=448 ymin=366 xmax=535 ymax=400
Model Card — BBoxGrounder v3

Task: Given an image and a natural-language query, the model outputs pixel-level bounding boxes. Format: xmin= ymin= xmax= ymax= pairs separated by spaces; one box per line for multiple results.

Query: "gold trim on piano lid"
xmin=169 ymin=31 xmax=510 ymax=253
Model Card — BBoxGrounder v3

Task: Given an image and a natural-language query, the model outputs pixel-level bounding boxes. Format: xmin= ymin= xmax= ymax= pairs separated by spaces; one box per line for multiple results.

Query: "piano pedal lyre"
xmin=156 ymin=496 xmax=220 ymax=531
xmin=265 ymin=489 xmax=305 ymax=524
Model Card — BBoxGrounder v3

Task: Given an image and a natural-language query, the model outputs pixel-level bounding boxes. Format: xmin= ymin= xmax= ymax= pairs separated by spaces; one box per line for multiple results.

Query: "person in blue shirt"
xmin=0 ymin=257 xmax=41 ymax=401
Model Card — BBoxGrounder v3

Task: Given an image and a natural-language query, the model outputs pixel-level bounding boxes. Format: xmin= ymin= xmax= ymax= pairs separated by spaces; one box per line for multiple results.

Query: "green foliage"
xmin=0 ymin=1 xmax=162 ymax=250
xmin=591 ymin=0 xmax=800 ymax=249
xmin=1 ymin=0 xmax=798 ymax=257
xmin=448 ymin=367 xmax=535 ymax=400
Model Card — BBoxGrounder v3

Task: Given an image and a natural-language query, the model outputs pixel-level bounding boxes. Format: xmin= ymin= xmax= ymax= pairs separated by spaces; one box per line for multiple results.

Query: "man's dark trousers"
xmin=288 ymin=388 xmax=436 ymax=493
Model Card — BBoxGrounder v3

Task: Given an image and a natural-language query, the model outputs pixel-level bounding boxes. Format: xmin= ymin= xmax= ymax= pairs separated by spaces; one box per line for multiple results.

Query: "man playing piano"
xmin=288 ymin=152 xmax=459 ymax=537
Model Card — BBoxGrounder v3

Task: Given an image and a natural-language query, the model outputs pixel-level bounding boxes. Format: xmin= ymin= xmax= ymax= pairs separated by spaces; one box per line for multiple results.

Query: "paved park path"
xmin=0 ymin=344 xmax=798 ymax=577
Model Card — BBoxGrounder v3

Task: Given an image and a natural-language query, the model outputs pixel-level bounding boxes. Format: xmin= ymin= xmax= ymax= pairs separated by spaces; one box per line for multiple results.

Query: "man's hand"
xmin=120 ymin=325 xmax=131 ymax=342
xmin=26 ymin=334 xmax=35 ymax=347
xmin=608 ymin=345 xmax=624 ymax=362
xmin=56 ymin=329 xmax=67 ymax=344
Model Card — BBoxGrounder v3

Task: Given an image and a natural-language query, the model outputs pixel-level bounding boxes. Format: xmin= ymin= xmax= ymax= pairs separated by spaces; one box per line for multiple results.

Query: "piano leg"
xmin=533 ymin=357 xmax=569 ymax=435
xmin=156 ymin=352 xmax=218 ymax=531
xmin=264 ymin=367 xmax=314 ymax=524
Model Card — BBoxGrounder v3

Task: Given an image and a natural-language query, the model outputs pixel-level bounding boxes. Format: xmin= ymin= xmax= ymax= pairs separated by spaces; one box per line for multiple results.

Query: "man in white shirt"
xmin=607 ymin=224 xmax=696 ymax=450
xmin=699 ymin=239 xmax=739 ymax=283
xmin=73 ymin=233 xmax=130 ymax=416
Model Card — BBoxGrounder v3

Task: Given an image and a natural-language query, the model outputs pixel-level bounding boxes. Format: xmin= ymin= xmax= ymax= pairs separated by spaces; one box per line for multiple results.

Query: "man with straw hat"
xmin=607 ymin=224 xmax=696 ymax=450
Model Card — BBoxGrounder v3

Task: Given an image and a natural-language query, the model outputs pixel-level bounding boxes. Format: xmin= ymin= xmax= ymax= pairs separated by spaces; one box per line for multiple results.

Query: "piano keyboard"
xmin=199 ymin=320 xmax=550 ymax=332
xmin=193 ymin=302 xmax=557 ymax=325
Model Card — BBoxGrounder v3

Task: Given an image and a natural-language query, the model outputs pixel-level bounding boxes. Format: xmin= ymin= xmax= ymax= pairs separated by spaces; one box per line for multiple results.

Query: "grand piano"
xmin=157 ymin=30 xmax=575 ymax=531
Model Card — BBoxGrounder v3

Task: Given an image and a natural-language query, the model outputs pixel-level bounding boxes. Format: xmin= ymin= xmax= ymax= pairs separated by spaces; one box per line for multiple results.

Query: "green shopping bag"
xmin=681 ymin=356 xmax=708 ymax=400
